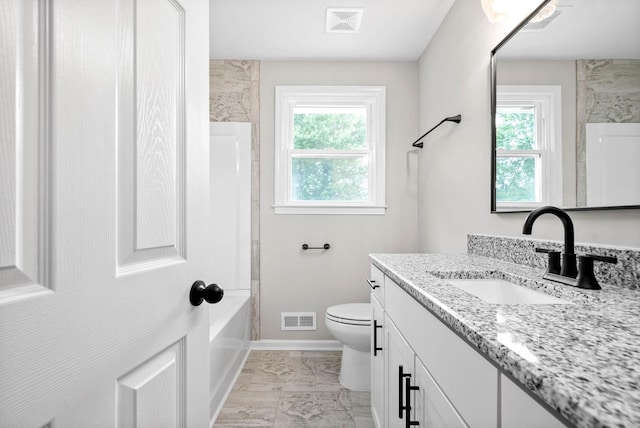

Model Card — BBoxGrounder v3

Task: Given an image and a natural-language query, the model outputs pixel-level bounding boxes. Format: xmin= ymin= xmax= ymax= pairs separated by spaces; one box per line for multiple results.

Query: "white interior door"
xmin=0 ymin=0 xmax=211 ymax=426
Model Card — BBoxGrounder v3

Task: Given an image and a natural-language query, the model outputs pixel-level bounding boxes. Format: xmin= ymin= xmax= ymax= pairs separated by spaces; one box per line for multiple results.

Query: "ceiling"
xmin=498 ymin=0 xmax=640 ymax=59
xmin=209 ymin=0 xmax=455 ymax=61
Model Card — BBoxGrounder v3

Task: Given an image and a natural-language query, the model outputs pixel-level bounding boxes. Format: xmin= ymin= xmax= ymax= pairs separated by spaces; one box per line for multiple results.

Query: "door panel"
xmin=371 ymin=295 xmax=385 ymax=428
xmin=414 ymin=357 xmax=468 ymax=428
xmin=117 ymin=0 xmax=187 ymax=272
xmin=117 ymin=339 xmax=185 ymax=428
xmin=385 ymin=317 xmax=414 ymax=428
xmin=0 ymin=0 xmax=50 ymax=299
xmin=0 ymin=0 xmax=210 ymax=426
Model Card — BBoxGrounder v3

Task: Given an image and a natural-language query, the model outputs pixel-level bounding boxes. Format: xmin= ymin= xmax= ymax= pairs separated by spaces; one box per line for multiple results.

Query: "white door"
xmin=0 ymin=0 xmax=211 ymax=426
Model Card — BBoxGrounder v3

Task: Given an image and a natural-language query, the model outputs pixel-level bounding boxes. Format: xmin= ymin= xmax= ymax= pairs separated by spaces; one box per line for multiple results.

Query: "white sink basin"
xmin=447 ymin=279 xmax=572 ymax=305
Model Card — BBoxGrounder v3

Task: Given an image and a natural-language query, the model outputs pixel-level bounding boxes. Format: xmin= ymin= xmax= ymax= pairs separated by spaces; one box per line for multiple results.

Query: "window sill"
xmin=273 ymin=205 xmax=387 ymax=215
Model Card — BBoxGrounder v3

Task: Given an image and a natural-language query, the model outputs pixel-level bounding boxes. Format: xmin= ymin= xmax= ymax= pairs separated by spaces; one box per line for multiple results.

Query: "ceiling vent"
xmin=325 ymin=8 xmax=364 ymax=33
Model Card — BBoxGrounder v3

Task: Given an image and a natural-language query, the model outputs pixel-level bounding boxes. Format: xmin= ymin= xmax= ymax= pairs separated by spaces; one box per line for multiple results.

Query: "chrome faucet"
xmin=522 ymin=205 xmax=577 ymax=278
xmin=522 ymin=205 xmax=617 ymax=290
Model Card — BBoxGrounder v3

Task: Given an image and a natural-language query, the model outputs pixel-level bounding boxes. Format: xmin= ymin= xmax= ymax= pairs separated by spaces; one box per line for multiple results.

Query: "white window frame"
xmin=496 ymin=85 xmax=562 ymax=210
xmin=274 ymin=86 xmax=386 ymax=215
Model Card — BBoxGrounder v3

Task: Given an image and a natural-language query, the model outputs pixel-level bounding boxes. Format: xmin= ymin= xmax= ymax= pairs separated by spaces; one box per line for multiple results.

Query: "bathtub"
xmin=209 ymin=289 xmax=251 ymax=425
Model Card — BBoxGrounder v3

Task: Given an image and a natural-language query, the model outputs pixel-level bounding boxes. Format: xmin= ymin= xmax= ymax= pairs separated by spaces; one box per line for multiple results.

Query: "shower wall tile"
xmin=251 ymin=279 xmax=261 ymax=340
xmin=210 ymin=59 xmax=262 ymax=340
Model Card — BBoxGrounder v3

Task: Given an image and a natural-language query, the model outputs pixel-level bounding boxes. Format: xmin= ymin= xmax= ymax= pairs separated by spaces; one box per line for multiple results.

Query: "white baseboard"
xmin=250 ymin=339 xmax=342 ymax=351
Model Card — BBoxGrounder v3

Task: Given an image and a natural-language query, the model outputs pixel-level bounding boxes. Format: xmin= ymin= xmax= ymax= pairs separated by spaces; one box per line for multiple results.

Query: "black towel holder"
xmin=302 ymin=243 xmax=330 ymax=250
xmin=411 ymin=114 xmax=462 ymax=148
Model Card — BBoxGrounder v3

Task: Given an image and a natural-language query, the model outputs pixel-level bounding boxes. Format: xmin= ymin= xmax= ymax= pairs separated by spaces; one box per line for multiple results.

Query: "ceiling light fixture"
xmin=529 ymin=0 xmax=558 ymax=23
xmin=481 ymin=0 xmax=558 ymax=24
xmin=481 ymin=0 xmax=511 ymax=23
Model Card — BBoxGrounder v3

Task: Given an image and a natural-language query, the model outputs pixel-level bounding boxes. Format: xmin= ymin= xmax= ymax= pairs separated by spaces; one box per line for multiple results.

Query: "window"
xmin=495 ymin=86 xmax=562 ymax=210
xmin=274 ymin=86 xmax=386 ymax=214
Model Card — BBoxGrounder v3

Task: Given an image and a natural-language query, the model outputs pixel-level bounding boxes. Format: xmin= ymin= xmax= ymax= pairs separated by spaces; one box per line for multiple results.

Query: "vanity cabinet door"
xmin=386 ymin=317 xmax=415 ymax=428
xmin=371 ymin=295 xmax=385 ymax=428
xmin=501 ymin=375 xmax=567 ymax=428
xmin=386 ymin=279 xmax=498 ymax=427
xmin=414 ymin=357 xmax=469 ymax=428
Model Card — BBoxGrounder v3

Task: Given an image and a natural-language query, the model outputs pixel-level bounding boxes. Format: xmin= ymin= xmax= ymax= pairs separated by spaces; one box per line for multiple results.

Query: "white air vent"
xmin=325 ymin=8 xmax=364 ymax=33
xmin=281 ymin=312 xmax=317 ymax=331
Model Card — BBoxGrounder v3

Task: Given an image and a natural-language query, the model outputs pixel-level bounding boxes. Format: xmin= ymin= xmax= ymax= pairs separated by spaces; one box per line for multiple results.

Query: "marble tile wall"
xmin=468 ymin=234 xmax=640 ymax=290
xmin=210 ymin=60 xmax=261 ymax=339
xmin=576 ymin=59 xmax=640 ymax=206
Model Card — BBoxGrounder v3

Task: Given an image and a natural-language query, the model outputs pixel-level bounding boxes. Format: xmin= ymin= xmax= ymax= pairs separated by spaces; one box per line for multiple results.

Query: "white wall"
xmin=417 ymin=0 xmax=640 ymax=253
xmin=260 ymin=61 xmax=420 ymax=340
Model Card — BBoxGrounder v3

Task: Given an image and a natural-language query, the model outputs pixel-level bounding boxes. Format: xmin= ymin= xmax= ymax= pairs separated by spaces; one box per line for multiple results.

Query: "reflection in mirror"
xmin=491 ymin=0 xmax=640 ymax=212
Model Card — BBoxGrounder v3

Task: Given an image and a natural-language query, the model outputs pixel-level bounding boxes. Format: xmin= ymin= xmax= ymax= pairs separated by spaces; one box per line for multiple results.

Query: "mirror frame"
xmin=489 ymin=0 xmax=640 ymax=213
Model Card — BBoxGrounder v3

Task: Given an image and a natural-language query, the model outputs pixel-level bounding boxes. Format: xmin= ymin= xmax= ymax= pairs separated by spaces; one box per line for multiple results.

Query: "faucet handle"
xmin=576 ymin=254 xmax=618 ymax=290
xmin=584 ymin=253 xmax=617 ymax=264
xmin=535 ymin=247 xmax=561 ymax=275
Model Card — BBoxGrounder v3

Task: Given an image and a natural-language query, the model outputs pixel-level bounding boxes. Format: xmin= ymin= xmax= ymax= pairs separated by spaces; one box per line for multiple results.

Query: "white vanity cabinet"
xmin=385 ymin=319 xmax=416 ymax=428
xmin=384 ymin=277 xmax=497 ymax=427
xmin=371 ymin=293 xmax=385 ymax=428
xmin=501 ymin=375 xmax=567 ymax=428
xmin=385 ymin=316 xmax=468 ymax=428
xmin=370 ymin=262 xmax=570 ymax=428
xmin=413 ymin=355 xmax=468 ymax=428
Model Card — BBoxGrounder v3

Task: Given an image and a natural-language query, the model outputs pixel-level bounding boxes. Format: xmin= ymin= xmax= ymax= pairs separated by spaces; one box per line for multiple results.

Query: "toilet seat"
xmin=326 ymin=303 xmax=371 ymax=326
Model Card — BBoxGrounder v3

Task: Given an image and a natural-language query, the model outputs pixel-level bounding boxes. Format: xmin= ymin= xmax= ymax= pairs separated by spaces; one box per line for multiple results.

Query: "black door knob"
xmin=189 ymin=280 xmax=224 ymax=306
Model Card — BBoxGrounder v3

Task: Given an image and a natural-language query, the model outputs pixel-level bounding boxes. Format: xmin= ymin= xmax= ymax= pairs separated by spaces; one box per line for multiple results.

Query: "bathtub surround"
xmin=208 ymin=290 xmax=251 ymax=424
xmin=209 ymin=60 xmax=262 ymax=340
xmin=417 ymin=0 xmax=640 ymax=252
xmin=576 ymin=59 xmax=640 ymax=206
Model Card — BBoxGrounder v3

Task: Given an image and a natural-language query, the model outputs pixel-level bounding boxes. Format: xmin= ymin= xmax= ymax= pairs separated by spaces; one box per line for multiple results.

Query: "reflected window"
xmin=495 ymin=85 xmax=562 ymax=210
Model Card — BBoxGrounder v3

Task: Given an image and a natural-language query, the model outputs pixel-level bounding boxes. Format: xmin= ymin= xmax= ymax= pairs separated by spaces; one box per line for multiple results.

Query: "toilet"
xmin=325 ymin=303 xmax=371 ymax=391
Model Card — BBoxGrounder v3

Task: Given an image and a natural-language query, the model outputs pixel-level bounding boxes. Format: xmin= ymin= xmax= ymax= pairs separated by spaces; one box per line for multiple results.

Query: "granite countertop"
xmin=370 ymin=253 xmax=640 ymax=428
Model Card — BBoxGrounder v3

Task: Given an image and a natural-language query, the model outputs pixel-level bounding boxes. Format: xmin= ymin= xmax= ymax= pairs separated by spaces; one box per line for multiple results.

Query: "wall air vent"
xmin=325 ymin=8 xmax=364 ymax=33
xmin=281 ymin=312 xmax=317 ymax=331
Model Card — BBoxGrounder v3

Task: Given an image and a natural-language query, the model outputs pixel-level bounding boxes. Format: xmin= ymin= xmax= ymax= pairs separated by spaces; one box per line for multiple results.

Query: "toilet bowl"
xmin=325 ymin=303 xmax=371 ymax=391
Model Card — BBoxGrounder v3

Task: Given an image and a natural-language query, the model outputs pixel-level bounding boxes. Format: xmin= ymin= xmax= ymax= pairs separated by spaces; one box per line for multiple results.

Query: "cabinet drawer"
xmin=369 ymin=264 xmax=385 ymax=304
xmin=386 ymin=279 xmax=498 ymax=428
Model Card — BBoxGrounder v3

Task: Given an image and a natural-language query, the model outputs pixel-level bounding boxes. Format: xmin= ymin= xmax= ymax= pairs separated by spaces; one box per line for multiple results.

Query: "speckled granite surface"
xmin=468 ymin=234 xmax=640 ymax=289
xmin=370 ymin=249 xmax=640 ymax=428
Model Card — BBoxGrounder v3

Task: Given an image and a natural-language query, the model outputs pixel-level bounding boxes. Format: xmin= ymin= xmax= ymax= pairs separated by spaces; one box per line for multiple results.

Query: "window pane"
xmin=495 ymin=156 xmax=539 ymax=202
xmin=291 ymin=157 xmax=369 ymax=201
xmin=496 ymin=106 xmax=536 ymax=150
xmin=293 ymin=107 xmax=367 ymax=150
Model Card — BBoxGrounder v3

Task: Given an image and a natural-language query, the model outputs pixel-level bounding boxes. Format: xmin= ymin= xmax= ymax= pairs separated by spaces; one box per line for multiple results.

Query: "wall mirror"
xmin=490 ymin=0 xmax=640 ymax=212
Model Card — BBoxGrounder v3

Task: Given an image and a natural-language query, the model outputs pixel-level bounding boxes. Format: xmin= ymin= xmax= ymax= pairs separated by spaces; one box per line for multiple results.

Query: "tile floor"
xmin=214 ymin=350 xmax=375 ymax=427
